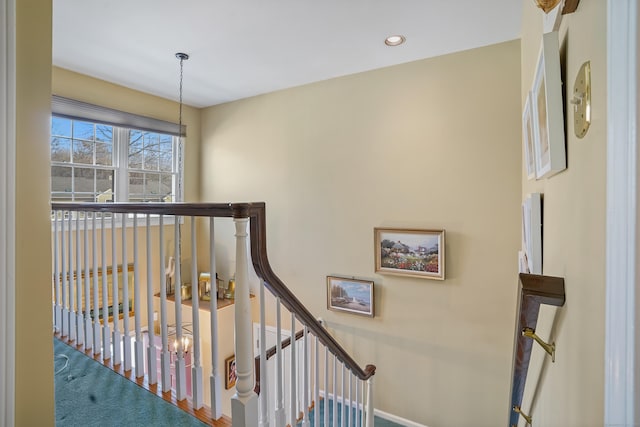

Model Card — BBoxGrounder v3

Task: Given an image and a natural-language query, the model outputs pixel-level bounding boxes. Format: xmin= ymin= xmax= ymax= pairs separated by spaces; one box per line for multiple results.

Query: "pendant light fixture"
xmin=175 ymin=52 xmax=188 ymax=203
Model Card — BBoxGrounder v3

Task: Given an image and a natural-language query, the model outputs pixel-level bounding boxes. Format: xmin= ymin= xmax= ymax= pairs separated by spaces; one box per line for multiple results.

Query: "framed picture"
xmin=522 ymin=91 xmax=537 ymax=180
xmin=532 ymin=31 xmax=566 ymax=179
xmin=521 ymin=193 xmax=542 ymax=274
xmin=374 ymin=228 xmax=445 ymax=280
xmin=327 ymin=276 xmax=374 ymax=317
xmin=225 ymin=355 xmax=236 ymax=390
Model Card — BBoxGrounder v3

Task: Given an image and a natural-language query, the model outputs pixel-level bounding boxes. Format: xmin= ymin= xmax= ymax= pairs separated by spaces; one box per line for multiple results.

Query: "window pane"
xmin=145 ymin=173 xmax=160 ymax=197
xmin=159 ymin=151 xmax=172 ymax=172
xmin=51 ymin=166 xmax=72 ymax=193
xmin=144 ymin=132 xmax=160 ymax=149
xmin=51 ymin=117 xmax=72 ymax=137
xmin=129 ymin=171 xmax=143 ymax=195
xmin=143 ymin=149 xmax=159 ymax=171
xmin=128 ymin=131 xmax=143 ymax=169
xmin=73 ymin=121 xmax=95 ymax=141
xmin=95 ymin=142 xmax=113 ymax=166
xmin=160 ymin=174 xmax=173 ymax=201
xmin=73 ymin=167 xmax=95 ymax=195
xmin=96 ymin=169 xmax=114 ymax=202
xmin=51 ymin=137 xmax=71 ymax=162
xmin=95 ymin=124 xmax=113 ymax=143
xmin=72 ymin=140 xmax=94 ymax=164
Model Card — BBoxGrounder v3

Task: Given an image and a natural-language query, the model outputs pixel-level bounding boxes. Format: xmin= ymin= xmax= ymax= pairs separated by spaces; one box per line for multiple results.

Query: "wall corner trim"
xmin=605 ymin=0 xmax=639 ymax=424
xmin=0 ymin=0 xmax=17 ymax=425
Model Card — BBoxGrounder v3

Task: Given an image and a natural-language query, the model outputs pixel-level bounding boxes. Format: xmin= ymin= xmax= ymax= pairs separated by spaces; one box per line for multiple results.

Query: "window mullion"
xmin=115 ymin=127 xmax=129 ymax=202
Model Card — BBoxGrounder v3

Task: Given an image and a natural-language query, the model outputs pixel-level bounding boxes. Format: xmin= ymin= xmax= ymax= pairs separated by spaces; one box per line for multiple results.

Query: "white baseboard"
xmin=373 ymin=408 xmax=428 ymax=427
xmin=318 ymin=390 xmax=428 ymax=427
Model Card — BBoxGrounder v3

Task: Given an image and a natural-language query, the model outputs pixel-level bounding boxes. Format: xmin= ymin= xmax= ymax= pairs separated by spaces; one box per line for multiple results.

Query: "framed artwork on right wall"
xmin=532 ymin=31 xmax=566 ymax=179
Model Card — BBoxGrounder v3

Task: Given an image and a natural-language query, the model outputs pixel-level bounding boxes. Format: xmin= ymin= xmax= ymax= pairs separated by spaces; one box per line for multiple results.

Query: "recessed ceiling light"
xmin=385 ymin=35 xmax=406 ymax=46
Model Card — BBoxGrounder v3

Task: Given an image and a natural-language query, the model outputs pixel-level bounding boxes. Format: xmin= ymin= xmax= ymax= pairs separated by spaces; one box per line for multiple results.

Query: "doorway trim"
xmin=605 ymin=0 xmax=639 ymax=424
xmin=0 ymin=0 xmax=17 ymax=424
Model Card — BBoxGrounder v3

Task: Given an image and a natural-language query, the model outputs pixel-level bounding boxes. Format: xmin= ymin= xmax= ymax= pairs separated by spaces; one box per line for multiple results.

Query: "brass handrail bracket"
xmin=522 ymin=327 xmax=556 ymax=362
xmin=509 ymin=273 xmax=565 ymax=426
xmin=513 ymin=405 xmax=532 ymax=425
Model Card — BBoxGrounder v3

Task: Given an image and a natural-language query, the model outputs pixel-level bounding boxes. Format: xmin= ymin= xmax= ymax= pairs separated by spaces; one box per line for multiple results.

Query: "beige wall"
xmin=201 ymin=40 xmax=522 ymax=426
xmin=15 ymin=0 xmax=54 ymax=425
xmin=520 ymin=1 xmax=607 ymax=426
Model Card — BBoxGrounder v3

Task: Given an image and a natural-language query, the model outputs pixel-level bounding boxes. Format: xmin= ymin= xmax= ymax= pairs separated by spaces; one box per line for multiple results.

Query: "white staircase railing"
xmin=51 ymin=202 xmax=375 ymax=426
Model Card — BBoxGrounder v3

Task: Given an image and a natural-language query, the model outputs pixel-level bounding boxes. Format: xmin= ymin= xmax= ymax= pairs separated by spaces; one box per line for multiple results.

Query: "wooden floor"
xmin=54 ymin=334 xmax=232 ymax=427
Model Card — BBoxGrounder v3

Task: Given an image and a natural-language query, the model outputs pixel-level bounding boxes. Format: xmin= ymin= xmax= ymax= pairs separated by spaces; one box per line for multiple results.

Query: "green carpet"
xmin=53 ymin=337 xmax=207 ymax=427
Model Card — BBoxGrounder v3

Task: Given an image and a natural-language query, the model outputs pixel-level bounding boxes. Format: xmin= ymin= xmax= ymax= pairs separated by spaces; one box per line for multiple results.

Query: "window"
xmin=50 ymin=98 xmax=183 ymax=203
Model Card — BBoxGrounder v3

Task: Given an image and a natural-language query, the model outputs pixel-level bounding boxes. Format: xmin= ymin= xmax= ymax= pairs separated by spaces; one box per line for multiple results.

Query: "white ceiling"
xmin=53 ymin=0 xmax=522 ymax=108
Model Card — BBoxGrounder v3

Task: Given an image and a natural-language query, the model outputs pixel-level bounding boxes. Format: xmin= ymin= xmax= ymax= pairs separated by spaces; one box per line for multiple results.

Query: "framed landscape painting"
xmin=374 ymin=228 xmax=445 ymax=280
xmin=327 ymin=276 xmax=374 ymax=317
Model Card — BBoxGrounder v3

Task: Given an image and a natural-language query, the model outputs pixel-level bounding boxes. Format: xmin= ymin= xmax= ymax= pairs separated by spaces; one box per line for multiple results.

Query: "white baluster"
xmin=68 ymin=212 xmax=76 ymax=342
xmin=209 ymin=217 xmax=222 ymax=419
xmin=290 ymin=313 xmax=297 ymax=427
xmin=61 ymin=212 xmax=68 ymax=337
xmin=340 ymin=362 xmax=347 ymax=427
xmin=191 ymin=217 xmax=204 ymax=409
xmin=146 ymin=214 xmax=158 ymax=385
xmin=101 ymin=215 xmax=111 ymax=361
xmin=159 ymin=215 xmax=171 ymax=392
xmin=111 ymin=214 xmax=121 ymax=365
xmin=122 ymin=213 xmax=131 ymax=371
xmin=314 ymin=335 xmax=320 ymax=427
xmin=365 ymin=377 xmax=374 ymax=427
xmin=133 ymin=215 xmax=145 ymax=378
xmin=76 ymin=213 xmax=84 ymax=346
xmin=61 ymin=213 xmax=68 ymax=337
xmin=348 ymin=371 xmax=352 ymax=427
xmin=324 ymin=346 xmax=329 ymax=427
xmin=231 ymin=216 xmax=258 ymax=426
xmin=258 ymin=280 xmax=269 ymax=427
xmin=355 ymin=378 xmax=361 ymax=427
xmin=333 ymin=354 xmax=337 ymax=427
xmin=174 ymin=215 xmax=186 ymax=400
xmin=274 ymin=297 xmax=285 ymax=427
xmin=83 ymin=213 xmax=92 ymax=350
xmin=92 ymin=214 xmax=100 ymax=355
xmin=301 ymin=326 xmax=310 ymax=427
xmin=53 ymin=211 xmax=61 ymax=333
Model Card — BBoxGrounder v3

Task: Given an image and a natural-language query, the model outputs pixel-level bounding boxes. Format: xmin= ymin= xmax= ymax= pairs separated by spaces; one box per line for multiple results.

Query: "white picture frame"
xmin=532 ymin=31 xmax=566 ymax=179
xmin=542 ymin=0 xmax=564 ymax=33
xmin=522 ymin=91 xmax=537 ymax=180
xmin=521 ymin=193 xmax=542 ymax=274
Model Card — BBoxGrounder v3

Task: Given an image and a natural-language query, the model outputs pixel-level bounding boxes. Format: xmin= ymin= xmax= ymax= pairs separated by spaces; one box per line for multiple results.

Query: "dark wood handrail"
xmin=51 ymin=202 xmax=376 ymax=381
xmin=509 ymin=273 xmax=565 ymax=426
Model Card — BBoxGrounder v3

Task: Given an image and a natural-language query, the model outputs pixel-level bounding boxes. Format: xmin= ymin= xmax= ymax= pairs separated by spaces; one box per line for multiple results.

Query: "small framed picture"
xmin=327 ymin=276 xmax=374 ymax=317
xmin=375 ymin=228 xmax=445 ymax=280
xmin=532 ymin=31 xmax=566 ymax=179
xmin=522 ymin=91 xmax=537 ymax=180
xmin=225 ymin=355 xmax=236 ymax=390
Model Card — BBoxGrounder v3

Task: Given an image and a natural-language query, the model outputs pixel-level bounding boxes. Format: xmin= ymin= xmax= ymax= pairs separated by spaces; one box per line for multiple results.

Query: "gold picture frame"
xmin=225 ymin=355 xmax=236 ymax=390
xmin=374 ymin=228 xmax=445 ymax=280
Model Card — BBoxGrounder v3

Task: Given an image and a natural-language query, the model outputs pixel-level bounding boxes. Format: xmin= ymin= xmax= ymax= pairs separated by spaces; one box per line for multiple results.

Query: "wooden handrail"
xmin=51 ymin=202 xmax=376 ymax=382
xmin=509 ymin=273 xmax=565 ymax=426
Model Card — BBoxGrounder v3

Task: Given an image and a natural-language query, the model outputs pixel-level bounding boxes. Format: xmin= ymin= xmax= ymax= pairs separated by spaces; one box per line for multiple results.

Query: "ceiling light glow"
xmin=385 ymin=35 xmax=406 ymax=46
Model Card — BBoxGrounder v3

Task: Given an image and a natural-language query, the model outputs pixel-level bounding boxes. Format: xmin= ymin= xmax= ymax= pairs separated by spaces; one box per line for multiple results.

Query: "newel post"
xmin=231 ymin=208 xmax=258 ymax=426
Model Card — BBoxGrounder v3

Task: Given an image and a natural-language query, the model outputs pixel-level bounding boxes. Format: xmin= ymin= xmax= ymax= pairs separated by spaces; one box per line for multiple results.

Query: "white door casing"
xmin=605 ymin=0 xmax=639 ymax=425
xmin=0 ymin=0 xmax=16 ymax=425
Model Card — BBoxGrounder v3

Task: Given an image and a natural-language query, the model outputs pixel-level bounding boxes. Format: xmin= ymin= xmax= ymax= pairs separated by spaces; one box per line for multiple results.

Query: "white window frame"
xmin=50 ymin=97 xmax=186 ymax=228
